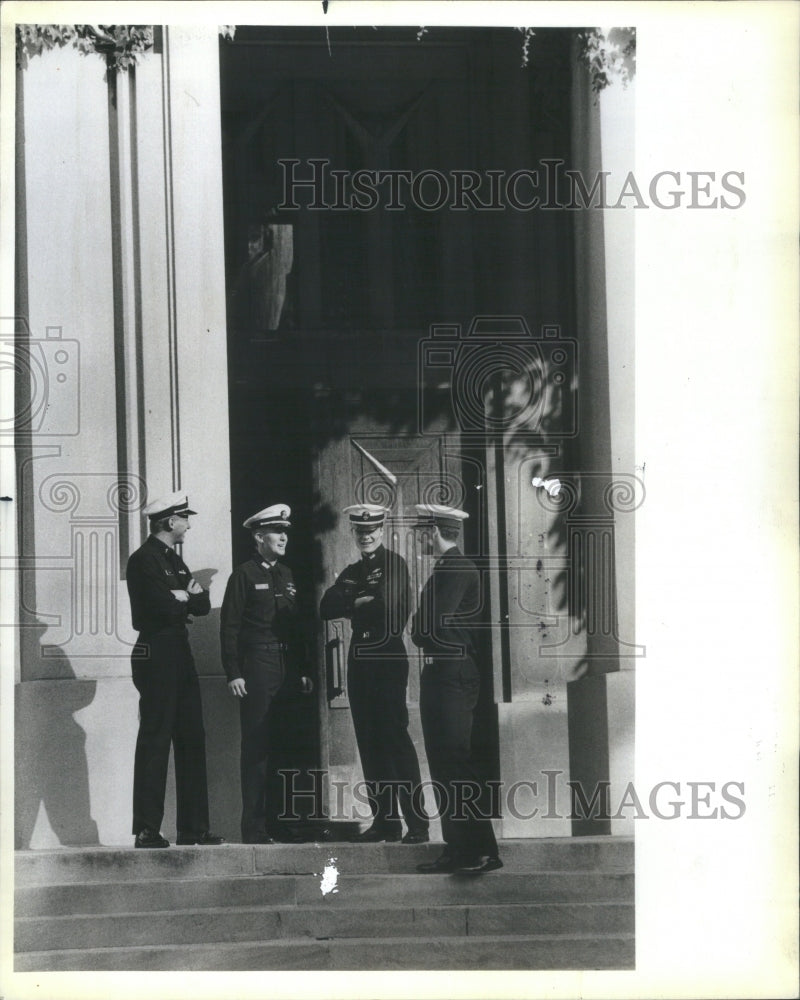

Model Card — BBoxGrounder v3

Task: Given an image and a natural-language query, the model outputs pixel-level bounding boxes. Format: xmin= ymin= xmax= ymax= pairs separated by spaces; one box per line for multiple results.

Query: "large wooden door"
xmin=220 ymin=26 xmax=575 ymax=833
xmin=313 ymin=421 xmax=466 ymax=824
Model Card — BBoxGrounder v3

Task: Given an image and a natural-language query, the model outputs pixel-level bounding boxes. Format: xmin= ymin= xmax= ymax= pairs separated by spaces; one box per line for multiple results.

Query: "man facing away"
xmin=125 ymin=491 xmax=224 ymax=849
xmin=410 ymin=502 xmax=502 ymax=874
xmin=220 ymin=504 xmax=311 ymax=844
xmin=320 ymin=504 xmax=429 ymax=844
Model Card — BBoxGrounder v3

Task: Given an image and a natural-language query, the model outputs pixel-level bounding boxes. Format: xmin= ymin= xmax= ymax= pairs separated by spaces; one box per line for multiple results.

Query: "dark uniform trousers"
xmin=321 ymin=544 xmax=428 ymax=836
xmin=412 ymin=545 xmax=498 ymax=862
xmin=131 ymin=630 xmax=210 ymax=836
xmin=220 ymin=554 xmax=301 ymax=842
xmin=419 ymin=654 xmax=498 ymax=860
xmin=237 ymin=641 xmax=286 ymax=840
xmin=348 ymin=637 xmax=427 ymax=833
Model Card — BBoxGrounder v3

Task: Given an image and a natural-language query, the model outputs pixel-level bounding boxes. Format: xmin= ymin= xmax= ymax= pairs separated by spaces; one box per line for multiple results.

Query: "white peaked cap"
xmin=144 ymin=491 xmax=197 ymax=520
xmin=243 ymin=504 xmax=292 ymax=530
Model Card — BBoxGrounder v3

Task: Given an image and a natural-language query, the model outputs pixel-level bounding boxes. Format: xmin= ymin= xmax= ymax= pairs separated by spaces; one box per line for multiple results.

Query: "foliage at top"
xmin=16 ymin=24 xmax=154 ymax=72
xmin=413 ymin=25 xmax=634 ymax=89
xmin=576 ymin=28 xmax=636 ymax=91
xmin=16 ymin=24 xmax=236 ymax=73
xmin=16 ymin=23 xmax=635 ymax=93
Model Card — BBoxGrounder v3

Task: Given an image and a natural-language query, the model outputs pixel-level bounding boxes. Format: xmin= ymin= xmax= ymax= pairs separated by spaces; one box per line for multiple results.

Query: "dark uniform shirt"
xmin=126 ymin=535 xmax=210 ymax=635
xmin=320 ymin=545 xmax=409 ymax=645
xmin=220 ymin=554 xmax=299 ymax=681
xmin=411 ymin=546 xmax=480 ymax=658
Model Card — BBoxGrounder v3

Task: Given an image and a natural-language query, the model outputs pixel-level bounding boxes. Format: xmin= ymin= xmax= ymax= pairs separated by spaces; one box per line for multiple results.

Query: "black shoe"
xmin=416 ymin=852 xmax=460 ymax=874
xmin=176 ymin=831 xmax=225 ymax=846
xmin=454 ymin=855 xmax=504 ymax=875
xmin=135 ymin=828 xmax=170 ymax=849
xmin=353 ymin=825 xmax=402 ymax=843
xmin=242 ymin=833 xmax=275 ymax=844
xmin=402 ymin=830 xmax=430 ymax=844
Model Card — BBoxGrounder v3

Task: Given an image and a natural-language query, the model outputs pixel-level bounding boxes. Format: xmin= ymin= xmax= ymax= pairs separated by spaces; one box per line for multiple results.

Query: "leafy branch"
xmin=17 ymin=24 xmax=237 ymax=73
xmin=415 ymin=25 xmax=635 ymax=90
xmin=576 ymin=28 xmax=636 ymax=92
xmin=516 ymin=27 xmax=536 ymax=68
xmin=16 ymin=24 xmax=154 ymax=72
xmin=17 ymin=22 xmax=634 ymax=94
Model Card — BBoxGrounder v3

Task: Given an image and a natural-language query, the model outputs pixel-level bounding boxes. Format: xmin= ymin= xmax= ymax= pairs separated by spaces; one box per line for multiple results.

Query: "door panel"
xmin=221 ymin=33 xmax=474 ymax=334
xmin=313 ymin=419 xmax=461 ymax=824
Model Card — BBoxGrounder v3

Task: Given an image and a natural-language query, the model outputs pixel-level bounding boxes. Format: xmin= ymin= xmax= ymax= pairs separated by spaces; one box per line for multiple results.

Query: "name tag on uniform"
xmin=255 ymin=583 xmax=270 ymax=590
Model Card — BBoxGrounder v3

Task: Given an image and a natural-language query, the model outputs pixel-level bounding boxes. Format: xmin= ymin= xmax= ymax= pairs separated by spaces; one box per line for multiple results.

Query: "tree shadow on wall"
xmin=233 ymin=316 xmax=627 ymax=677
xmin=303 ymin=332 xmax=589 ymax=636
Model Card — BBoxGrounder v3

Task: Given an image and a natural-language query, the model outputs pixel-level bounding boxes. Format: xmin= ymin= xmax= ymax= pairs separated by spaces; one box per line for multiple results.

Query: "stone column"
xmin=13 ymin=29 xmax=236 ymax=847
xmin=567 ymin=41 xmax=637 ymax=837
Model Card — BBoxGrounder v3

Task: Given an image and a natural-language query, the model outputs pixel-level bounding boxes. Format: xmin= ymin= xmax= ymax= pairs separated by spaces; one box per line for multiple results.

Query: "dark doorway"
xmin=218 ymin=26 xmax=576 ymax=830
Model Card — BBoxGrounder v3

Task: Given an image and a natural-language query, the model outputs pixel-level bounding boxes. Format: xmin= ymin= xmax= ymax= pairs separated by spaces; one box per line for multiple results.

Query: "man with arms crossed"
xmin=126 ymin=491 xmax=223 ymax=849
xmin=321 ymin=504 xmax=428 ymax=844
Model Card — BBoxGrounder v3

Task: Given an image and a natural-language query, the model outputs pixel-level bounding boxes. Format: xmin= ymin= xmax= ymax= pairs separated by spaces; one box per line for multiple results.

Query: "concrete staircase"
xmin=15 ymin=837 xmax=634 ymax=971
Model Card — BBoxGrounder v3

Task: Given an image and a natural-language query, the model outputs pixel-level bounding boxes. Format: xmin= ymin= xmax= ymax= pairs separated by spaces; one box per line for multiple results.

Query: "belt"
xmin=352 ymin=632 xmax=408 ymax=647
xmin=244 ymin=641 xmax=287 ymax=650
xmin=423 ymin=653 xmax=474 ymax=665
xmin=352 ymin=630 xmax=406 ymax=640
xmin=136 ymin=626 xmax=188 ymax=640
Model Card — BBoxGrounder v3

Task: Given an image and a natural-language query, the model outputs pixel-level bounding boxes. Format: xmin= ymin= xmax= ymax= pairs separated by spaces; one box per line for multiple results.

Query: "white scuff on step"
xmin=320 ymin=857 xmax=339 ymax=895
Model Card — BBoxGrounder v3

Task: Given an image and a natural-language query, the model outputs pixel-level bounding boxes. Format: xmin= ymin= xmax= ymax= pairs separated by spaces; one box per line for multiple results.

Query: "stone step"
xmin=14 ymin=836 xmax=634 ymax=886
xmin=16 ymin=900 xmax=634 ymax=952
xmin=16 ymin=871 xmax=634 ymax=918
xmin=14 ymin=931 xmax=636 ymax=971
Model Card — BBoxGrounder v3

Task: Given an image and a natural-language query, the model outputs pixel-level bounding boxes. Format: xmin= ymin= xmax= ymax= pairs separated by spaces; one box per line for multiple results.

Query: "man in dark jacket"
xmin=320 ymin=504 xmax=428 ymax=844
xmin=126 ymin=491 xmax=223 ymax=849
xmin=410 ymin=502 xmax=502 ymax=874
xmin=221 ymin=504 xmax=311 ymax=843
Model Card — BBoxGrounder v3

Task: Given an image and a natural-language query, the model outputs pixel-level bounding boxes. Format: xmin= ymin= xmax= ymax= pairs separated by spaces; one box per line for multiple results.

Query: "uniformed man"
xmin=125 ymin=491 xmax=224 ymax=849
xmin=320 ymin=504 xmax=429 ymax=844
xmin=410 ymin=503 xmax=502 ymax=874
xmin=221 ymin=504 xmax=311 ymax=844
